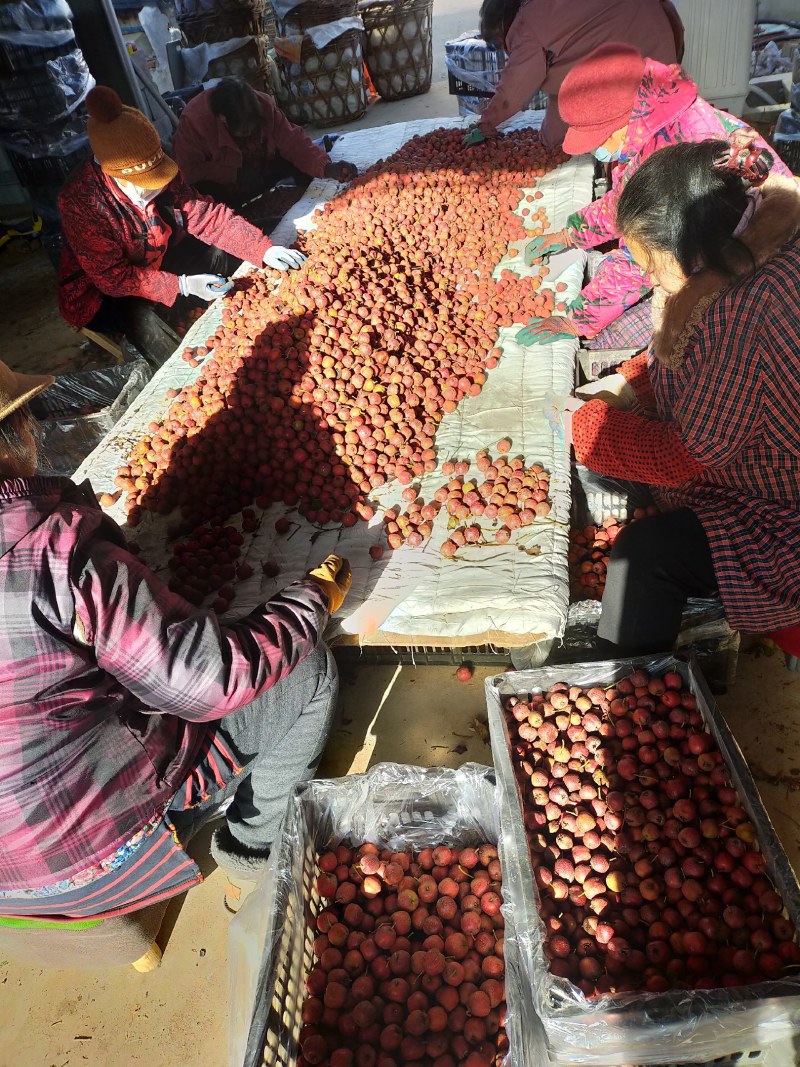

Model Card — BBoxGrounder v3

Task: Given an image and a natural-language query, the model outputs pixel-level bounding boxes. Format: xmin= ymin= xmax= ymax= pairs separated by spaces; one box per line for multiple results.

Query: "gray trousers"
xmin=169 ymin=642 xmax=338 ymax=852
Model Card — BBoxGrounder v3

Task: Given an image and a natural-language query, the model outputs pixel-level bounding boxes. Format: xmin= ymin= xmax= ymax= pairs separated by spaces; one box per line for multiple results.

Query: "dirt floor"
xmin=2 ymin=4 xmax=800 ymax=1065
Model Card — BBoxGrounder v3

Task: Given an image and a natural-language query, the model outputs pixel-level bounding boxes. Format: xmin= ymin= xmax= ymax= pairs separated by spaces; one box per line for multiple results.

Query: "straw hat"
xmin=86 ymin=86 xmax=178 ymax=190
xmin=0 ymin=362 xmax=54 ymax=423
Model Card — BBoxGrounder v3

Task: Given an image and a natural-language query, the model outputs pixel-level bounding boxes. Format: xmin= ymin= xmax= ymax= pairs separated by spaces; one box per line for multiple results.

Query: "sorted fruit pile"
xmin=438 ymin=450 xmax=551 ymax=557
xmin=302 ymin=842 xmax=508 ymax=1067
xmin=504 ymin=668 xmax=799 ymax=997
xmin=568 ymin=506 xmax=657 ymax=601
xmin=112 ymin=127 xmax=565 ymax=609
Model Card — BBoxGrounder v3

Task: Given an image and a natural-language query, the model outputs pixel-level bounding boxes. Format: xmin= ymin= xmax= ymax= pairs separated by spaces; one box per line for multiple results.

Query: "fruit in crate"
xmin=503 ymin=668 xmax=799 ymax=997
xmin=302 ymin=842 xmax=508 ymax=1066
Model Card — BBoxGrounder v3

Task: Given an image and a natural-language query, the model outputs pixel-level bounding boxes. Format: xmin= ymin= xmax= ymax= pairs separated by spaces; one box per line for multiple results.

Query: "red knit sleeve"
xmin=173 ymin=177 xmax=273 ymax=264
xmin=618 ymin=352 xmax=657 ymax=413
xmin=572 ymin=399 xmax=705 ymax=486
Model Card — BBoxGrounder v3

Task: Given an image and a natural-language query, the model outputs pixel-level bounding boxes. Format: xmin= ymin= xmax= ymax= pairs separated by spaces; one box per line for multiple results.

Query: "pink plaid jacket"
xmin=0 ymin=476 xmax=327 ymax=890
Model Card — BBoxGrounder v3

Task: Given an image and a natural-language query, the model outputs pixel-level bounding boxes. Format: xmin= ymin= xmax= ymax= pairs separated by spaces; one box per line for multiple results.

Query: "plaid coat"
xmin=567 ymin=59 xmax=790 ymax=339
xmin=57 ymin=160 xmax=272 ymax=328
xmin=0 ymin=476 xmax=328 ymax=890
xmin=572 ymin=177 xmax=800 ymax=632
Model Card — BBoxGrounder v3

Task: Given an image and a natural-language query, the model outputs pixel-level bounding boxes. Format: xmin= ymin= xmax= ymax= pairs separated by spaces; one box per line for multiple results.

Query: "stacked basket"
xmin=359 ymin=0 xmax=433 ymax=102
xmin=176 ymin=0 xmax=274 ymax=93
xmin=0 ymin=0 xmax=93 ymax=269
xmin=274 ymin=0 xmax=368 ymax=127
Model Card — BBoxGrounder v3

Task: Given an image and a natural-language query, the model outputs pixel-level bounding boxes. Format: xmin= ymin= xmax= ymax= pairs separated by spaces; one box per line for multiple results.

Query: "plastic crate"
xmin=6 ymin=140 xmax=90 ymax=193
xmin=485 ymin=656 xmax=800 ymax=1066
xmin=0 ymin=48 xmax=92 ymax=130
xmin=229 ymin=764 xmax=544 ymax=1067
xmin=0 ymin=35 xmax=76 ymax=76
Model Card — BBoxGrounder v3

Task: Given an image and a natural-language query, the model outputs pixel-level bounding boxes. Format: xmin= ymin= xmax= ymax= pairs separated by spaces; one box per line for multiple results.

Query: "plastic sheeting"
xmin=0 ymin=0 xmax=73 ymax=46
xmin=34 ymin=360 xmax=152 ymax=478
xmin=228 ymin=762 xmax=548 ymax=1067
xmin=75 ymin=115 xmax=594 ymax=646
xmin=486 ymin=656 xmax=800 ymax=1066
xmin=0 ymin=49 xmax=93 ymax=131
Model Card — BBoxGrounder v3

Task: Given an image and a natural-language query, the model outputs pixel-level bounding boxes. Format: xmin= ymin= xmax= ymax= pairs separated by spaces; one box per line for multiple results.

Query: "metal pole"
xmin=69 ymin=0 xmax=146 ymax=111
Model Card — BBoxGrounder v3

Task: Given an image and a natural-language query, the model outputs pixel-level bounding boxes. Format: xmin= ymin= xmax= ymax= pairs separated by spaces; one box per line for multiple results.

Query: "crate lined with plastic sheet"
xmin=484 ymin=657 xmax=800 ymax=1067
xmin=228 ymin=763 xmax=547 ymax=1067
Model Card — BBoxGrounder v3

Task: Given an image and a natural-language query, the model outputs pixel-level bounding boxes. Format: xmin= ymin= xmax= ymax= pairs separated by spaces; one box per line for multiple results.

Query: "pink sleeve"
xmin=266 ymin=95 xmax=330 ymax=179
xmin=572 ymin=399 xmax=705 ymax=486
xmin=173 ymin=178 xmax=273 ymax=262
xmin=478 ymin=15 xmax=546 ymax=134
xmin=572 ymin=248 xmax=653 ymax=339
xmin=74 ymin=537 xmax=329 ymax=722
xmin=569 ymin=185 xmax=621 ymax=249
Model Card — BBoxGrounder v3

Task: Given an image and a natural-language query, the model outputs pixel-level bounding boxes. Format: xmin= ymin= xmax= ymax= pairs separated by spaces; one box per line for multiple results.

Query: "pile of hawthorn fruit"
xmin=299 ymin=842 xmax=508 ymax=1067
xmin=111 ymin=127 xmax=566 ymax=611
xmin=568 ymin=506 xmax=658 ymax=601
xmin=381 ymin=442 xmax=552 ymax=554
xmin=504 ymin=667 xmax=799 ymax=997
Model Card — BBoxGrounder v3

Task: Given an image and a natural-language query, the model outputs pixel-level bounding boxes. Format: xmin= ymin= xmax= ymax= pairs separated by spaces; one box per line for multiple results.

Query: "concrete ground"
xmin=2 ymin=3 xmax=799 ymax=1065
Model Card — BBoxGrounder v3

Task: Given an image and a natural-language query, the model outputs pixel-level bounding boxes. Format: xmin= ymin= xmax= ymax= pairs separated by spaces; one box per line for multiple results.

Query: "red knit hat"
xmin=559 ymin=44 xmax=646 ymax=155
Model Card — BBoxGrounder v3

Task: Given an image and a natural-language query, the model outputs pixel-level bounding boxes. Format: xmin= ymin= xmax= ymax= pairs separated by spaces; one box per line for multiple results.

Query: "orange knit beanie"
xmin=86 ymin=86 xmax=178 ymax=189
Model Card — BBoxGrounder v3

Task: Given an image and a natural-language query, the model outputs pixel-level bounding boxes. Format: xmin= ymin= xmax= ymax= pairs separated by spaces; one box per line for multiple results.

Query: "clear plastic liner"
xmin=228 ymin=762 xmax=547 ymax=1067
xmin=32 ymin=360 xmax=152 ymax=478
xmin=485 ymin=656 xmax=800 ymax=1065
xmin=0 ymin=0 xmax=74 ymax=45
xmin=1 ymin=115 xmax=87 ymax=158
xmin=0 ymin=50 xmax=93 ymax=130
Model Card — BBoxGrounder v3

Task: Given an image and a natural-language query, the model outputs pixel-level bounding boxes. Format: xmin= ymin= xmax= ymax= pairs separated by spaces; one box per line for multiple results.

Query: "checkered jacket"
xmin=573 ymin=236 xmax=800 ymax=633
xmin=57 ymin=159 xmax=272 ymax=327
xmin=0 ymin=476 xmax=327 ymax=890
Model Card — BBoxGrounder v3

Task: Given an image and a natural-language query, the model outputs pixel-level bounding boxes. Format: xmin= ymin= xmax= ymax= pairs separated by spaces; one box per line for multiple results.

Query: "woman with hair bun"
xmin=566 ymin=135 xmax=800 ymax=654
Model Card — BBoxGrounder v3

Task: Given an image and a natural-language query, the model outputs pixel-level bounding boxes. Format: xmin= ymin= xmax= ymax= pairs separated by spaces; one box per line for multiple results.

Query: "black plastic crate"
xmin=448 ymin=70 xmax=493 ymax=98
xmin=0 ymin=35 xmax=76 ymax=77
xmin=6 ymin=140 xmax=90 ymax=195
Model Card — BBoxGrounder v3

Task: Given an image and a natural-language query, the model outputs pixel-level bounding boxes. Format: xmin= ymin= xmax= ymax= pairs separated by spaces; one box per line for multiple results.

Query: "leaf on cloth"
xmin=452 ymin=743 xmax=468 ymax=755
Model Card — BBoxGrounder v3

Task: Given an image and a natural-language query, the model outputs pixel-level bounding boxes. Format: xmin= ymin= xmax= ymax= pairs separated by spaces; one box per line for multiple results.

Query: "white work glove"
xmin=179 ymin=273 xmax=231 ymax=301
xmin=575 ymin=373 xmax=637 ymax=411
xmin=264 ymin=245 xmax=307 ymax=271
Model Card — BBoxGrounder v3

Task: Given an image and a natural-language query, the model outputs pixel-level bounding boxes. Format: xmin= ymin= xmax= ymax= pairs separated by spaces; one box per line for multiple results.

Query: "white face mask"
xmin=114 ymin=178 xmax=164 ymax=209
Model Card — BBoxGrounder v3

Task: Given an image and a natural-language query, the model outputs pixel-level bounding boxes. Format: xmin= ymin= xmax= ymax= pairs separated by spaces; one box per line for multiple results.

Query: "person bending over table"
xmin=518 ymin=44 xmax=791 ymax=351
xmin=58 ymin=86 xmax=308 ymax=366
xmin=173 ymin=77 xmax=357 ymax=210
xmin=464 ymin=0 xmax=682 ymax=149
xmin=564 ymin=135 xmax=800 ymax=656
xmin=0 ymin=364 xmax=351 ymax=917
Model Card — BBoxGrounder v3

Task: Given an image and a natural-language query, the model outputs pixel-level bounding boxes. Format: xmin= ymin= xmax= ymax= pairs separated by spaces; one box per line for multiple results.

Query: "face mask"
xmin=115 ymin=179 xmax=164 ymax=209
xmin=593 ymin=144 xmax=622 ymax=163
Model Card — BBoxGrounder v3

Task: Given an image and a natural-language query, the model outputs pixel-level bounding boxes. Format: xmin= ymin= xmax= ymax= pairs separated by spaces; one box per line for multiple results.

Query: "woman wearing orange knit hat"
xmin=58 ymin=87 xmax=306 ymax=364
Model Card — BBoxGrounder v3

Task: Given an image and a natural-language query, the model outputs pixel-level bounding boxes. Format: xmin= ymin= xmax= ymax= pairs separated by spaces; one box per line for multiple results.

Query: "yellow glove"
xmin=307 ymin=554 xmax=352 ymax=613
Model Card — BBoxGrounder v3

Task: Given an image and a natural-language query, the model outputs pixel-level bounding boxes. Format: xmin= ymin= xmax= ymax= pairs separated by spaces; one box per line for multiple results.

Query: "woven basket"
xmin=359 ymin=0 xmax=432 ymax=101
xmin=275 ymin=0 xmax=356 ymax=32
xmin=178 ymin=6 xmax=273 ymax=45
xmin=276 ymin=27 xmax=366 ymax=128
xmin=204 ymin=35 xmax=272 ymax=91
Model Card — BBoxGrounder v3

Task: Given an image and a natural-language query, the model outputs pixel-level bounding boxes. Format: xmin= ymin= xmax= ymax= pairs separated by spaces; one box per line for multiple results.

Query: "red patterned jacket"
xmin=57 ymin=159 xmax=273 ymax=327
xmin=572 ymin=177 xmax=800 ymax=632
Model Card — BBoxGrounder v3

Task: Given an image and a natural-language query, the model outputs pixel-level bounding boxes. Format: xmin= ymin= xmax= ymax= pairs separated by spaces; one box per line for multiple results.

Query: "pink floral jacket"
xmin=569 ymin=60 xmax=791 ymax=339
